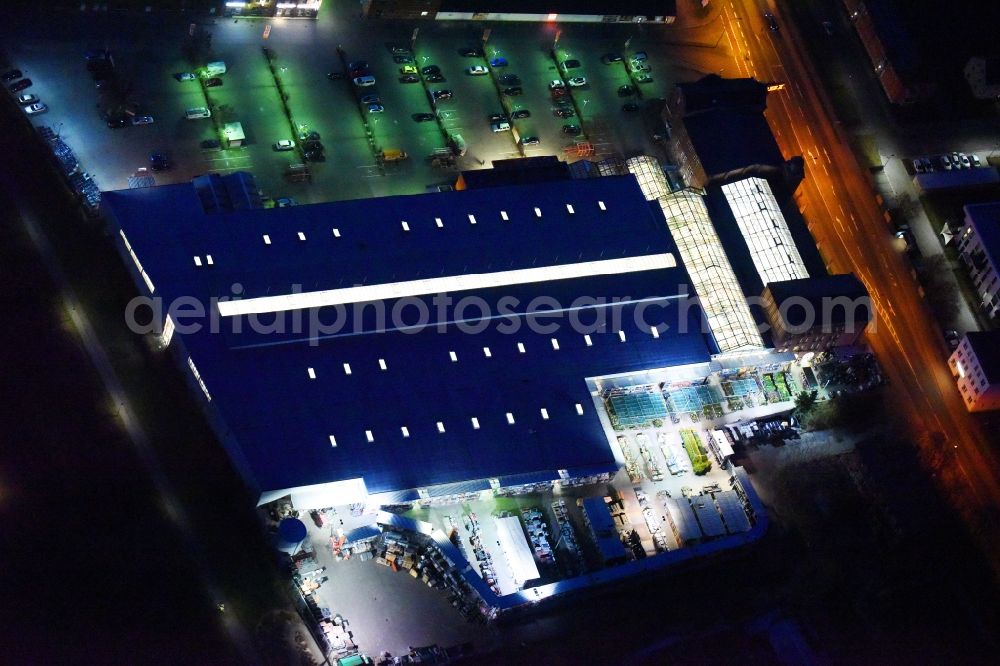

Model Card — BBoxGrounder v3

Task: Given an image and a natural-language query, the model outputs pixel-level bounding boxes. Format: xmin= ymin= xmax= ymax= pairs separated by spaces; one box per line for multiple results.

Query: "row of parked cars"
xmin=912 ymin=151 xmax=982 ymax=173
xmin=3 ymin=68 xmax=46 ymax=115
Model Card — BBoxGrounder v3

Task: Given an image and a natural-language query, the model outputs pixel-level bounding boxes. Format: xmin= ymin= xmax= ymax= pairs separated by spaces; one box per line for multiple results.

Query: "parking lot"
xmin=2 ymin=6 xmax=683 ymax=205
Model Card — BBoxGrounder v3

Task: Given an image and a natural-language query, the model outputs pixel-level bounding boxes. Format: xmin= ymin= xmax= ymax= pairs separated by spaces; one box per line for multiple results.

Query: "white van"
xmin=185 ymin=107 xmax=211 ymax=119
xmin=204 ymin=61 xmax=227 ymax=77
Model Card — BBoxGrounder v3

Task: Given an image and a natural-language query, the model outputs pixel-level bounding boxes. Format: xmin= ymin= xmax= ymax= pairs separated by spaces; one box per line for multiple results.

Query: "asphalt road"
xmin=671 ymin=0 xmax=1000 ymax=563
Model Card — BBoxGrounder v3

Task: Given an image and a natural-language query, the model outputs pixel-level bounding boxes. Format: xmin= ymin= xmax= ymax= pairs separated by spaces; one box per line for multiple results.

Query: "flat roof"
xmin=495 ymin=516 xmax=540 ymax=585
xmin=964 ymin=202 xmax=1000 ymax=276
xmin=103 ymin=176 xmax=712 ymax=499
xmin=438 ymin=0 xmax=676 ymax=17
xmin=963 ymin=331 xmax=1000 ymax=384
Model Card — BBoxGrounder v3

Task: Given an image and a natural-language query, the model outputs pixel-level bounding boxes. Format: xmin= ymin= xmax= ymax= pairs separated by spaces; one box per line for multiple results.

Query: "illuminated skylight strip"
xmin=217 ymin=253 xmax=676 ymax=317
xmin=721 ymin=177 xmax=809 ymax=286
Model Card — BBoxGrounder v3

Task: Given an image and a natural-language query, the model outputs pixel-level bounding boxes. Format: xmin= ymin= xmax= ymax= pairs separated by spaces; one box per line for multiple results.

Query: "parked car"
xmin=511 ymin=109 xmax=530 ymax=119
xmin=631 ymin=51 xmax=648 ymax=61
xmin=944 ymin=329 xmax=961 ymax=350
xmin=549 ymin=79 xmax=566 ymax=90
xmin=919 ymin=156 xmax=934 ymax=172
xmin=326 ymin=71 xmax=345 ymax=80
xmin=361 ymin=93 xmax=381 ymax=104
xmin=17 ymin=93 xmax=38 ymax=105
xmin=367 ymin=103 xmax=385 ymax=113
xmin=349 ymin=67 xmax=370 ymax=79
xmin=631 ymin=62 xmax=651 ymax=73
xmin=911 ymin=158 xmax=925 ymax=174
xmin=399 ymin=74 xmax=420 ymax=83
xmin=393 ymin=54 xmax=414 ymax=64
xmin=421 ymin=65 xmax=441 ymax=76
xmin=458 ymin=47 xmax=484 ymax=57
xmin=521 ymin=136 xmax=540 ymax=146
xmin=24 ymin=102 xmax=47 ymax=115
xmin=348 ymin=60 xmax=368 ymax=71
xmin=131 ymin=115 xmax=154 ymax=125
xmin=601 ymin=53 xmax=623 ymax=64
xmin=425 ymin=74 xmax=445 ymax=83
xmin=622 ymin=102 xmax=640 ymax=112
xmin=2 ymin=69 xmax=23 ymax=82
xmin=568 ymin=76 xmax=587 ymax=87
xmin=498 ymin=74 xmax=520 ymax=85
xmin=275 ymin=197 xmax=297 ymax=207
xmin=353 ymin=75 xmax=376 ymax=87
xmin=107 ymin=114 xmax=128 ymax=128
xmin=400 ymin=64 xmax=417 ymax=75
xmin=490 ymin=57 xmax=508 ymax=67
xmin=149 ymin=152 xmax=170 ymax=171
xmin=389 ymin=46 xmax=411 ymax=55
xmin=204 ymin=77 xmax=223 ymax=87
xmin=938 ymin=155 xmax=952 ymax=170
xmin=562 ymin=124 xmax=582 ymax=135
xmin=971 ymin=154 xmax=982 ymax=167
xmin=635 ymin=73 xmax=653 ymax=84
xmin=959 ymin=153 xmax=971 ymax=168
xmin=273 ymin=139 xmax=296 ymax=151
xmin=561 ymin=59 xmax=581 ymax=70
xmin=467 ymin=65 xmax=488 ymax=76
xmin=617 ymin=84 xmax=635 ymax=97
xmin=412 ymin=112 xmax=436 ymax=122
xmin=490 ymin=121 xmax=511 ymax=132
xmin=489 ymin=112 xmax=509 ymax=122
xmin=503 ymin=86 xmax=523 ymax=96
xmin=764 ymin=12 xmax=779 ymax=31
xmin=550 ymin=87 xmax=568 ymax=98
xmin=554 ymin=107 xmax=575 ymax=118
xmin=9 ymin=78 xmax=32 ymax=92
xmin=174 ymin=72 xmax=197 ymax=81
xmin=431 ymin=89 xmax=452 ymax=100
xmin=950 ymin=153 xmax=962 ymax=169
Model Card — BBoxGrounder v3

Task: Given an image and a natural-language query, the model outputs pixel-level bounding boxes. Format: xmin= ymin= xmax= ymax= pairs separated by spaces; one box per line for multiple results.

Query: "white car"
xmin=959 ymin=153 xmax=971 ymax=168
xmin=568 ymin=76 xmax=587 ymax=87
xmin=132 ymin=115 xmax=154 ymax=125
xmin=549 ymin=79 xmax=566 ymax=90
xmin=17 ymin=93 xmax=38 ymax=104
xmin=490 ymin=120 xmax=511 ymax=132
xmin=24 ymin=102 xmax=47 ymax=115
xmin=970 ymin=154 xmax=982 ymax=167
xmin=273 ymin=139 xmax=296 ymax=151
xmin=175 ymin=72 xmax=197 ymax=81
xmin=467 ymin=65 xmax=488 ymax=76
xmin=353 ymin=75 xmax=376 ymax=87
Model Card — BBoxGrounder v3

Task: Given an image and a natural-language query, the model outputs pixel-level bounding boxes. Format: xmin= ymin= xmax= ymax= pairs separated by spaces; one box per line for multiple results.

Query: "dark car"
xmin=393 ymin=54 xmax=414 ymax=64
xmin=554 ymin=107 xmax=575 ymax=118
xmin=349 ymin=67 xmax=370 ymax=79
xmin=498 ymin=74 xmax=520 ymax=85
xmin=489 ymin=112 xmax=509 ymax=122
xmin=550 ymin=86 xmax=568 ymax=98
xmin=348 ymin=60 xmax=368 ymax=71
xmin=561 ymin=59 xmax=581 ymax=70
xmin=431 ymin=89 xmax=452 ymax=100
xmin=521 ymin=136 xmax=540 ymax=146
xmin=764 ymin=11 xmax=779 ymax=31
xmin=399 ymin=74 xmax=420 ymax=83
xmin=562 ymin=124 xmax=582 ymax=135
xmin=490 ymin=57 xmax=508 ymax=67
xmin=2 ymin=69 xmax=22 ymax=82
xmin=502 ymin=86 xmax=523 ymax=96
xmin=458 ymin=47 xmax=484 ymax=57
xmin=511 ymin=109 xmax=530 ymax=119
xmin=622 ymin=102 xmax=639 ymax=112
xmin=617 ymin=84 xmax=635 ymax=97
xmin=204 ymin=77 xmax=223 ymax=87
xmin=9 ymin=78 xmax=32 ymax=93
xmin=149 ymin=152 xmax=170 ymax=171
xmin=424 ymin=74 xmax=445 ymax=83
xmin=326 ymin=71 xmax=345 ymax=80
xmin=106 ymin=114 xmax=128 ymax=128
xmin=412 ymin=112 xmax=436 ymax=122
xmin=601 ymin=53 xmax=623 ymax=64
xmin=421 ymin=64 xmax=441 ymax=76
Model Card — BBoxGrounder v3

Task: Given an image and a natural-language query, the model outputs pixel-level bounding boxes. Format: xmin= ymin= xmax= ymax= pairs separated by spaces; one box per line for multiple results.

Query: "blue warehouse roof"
xmin=103 ymin=176 xmax=712 ymax=501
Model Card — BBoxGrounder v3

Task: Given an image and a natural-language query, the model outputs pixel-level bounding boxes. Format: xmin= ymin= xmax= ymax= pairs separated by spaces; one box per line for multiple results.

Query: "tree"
xmin=795 ymin=390 xmax=818 ymax=414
